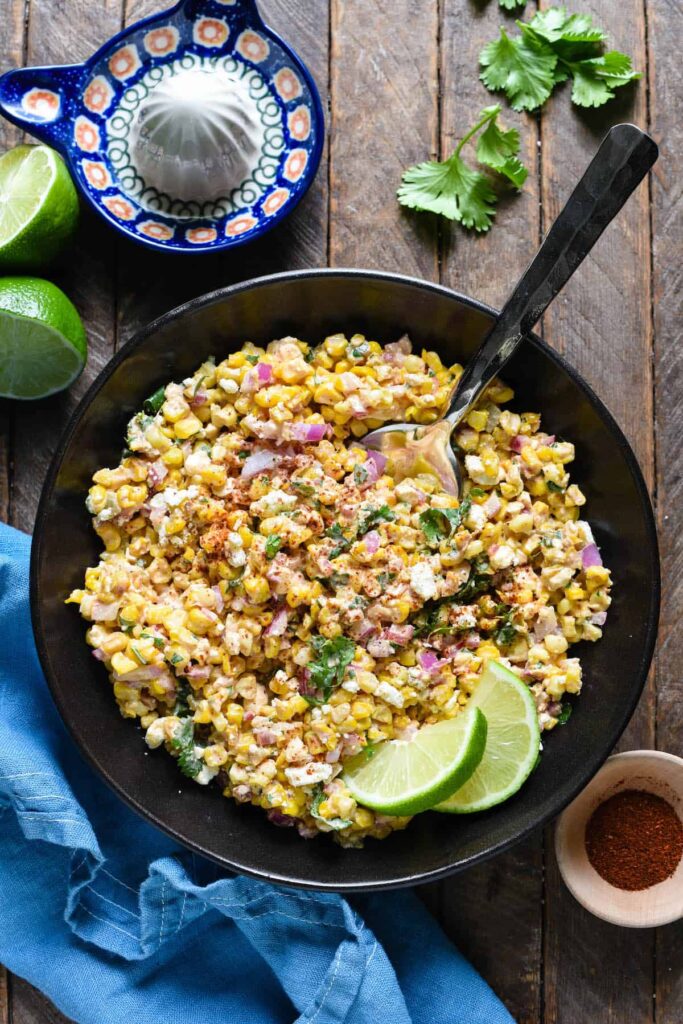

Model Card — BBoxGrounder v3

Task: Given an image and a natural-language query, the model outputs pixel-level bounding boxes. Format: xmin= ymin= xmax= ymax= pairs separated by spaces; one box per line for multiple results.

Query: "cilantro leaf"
xmin=398 ymin=105 xmax=527 ymax=231
xmin=480 ymin=28 xmax=557 ymax=112
xmin=526 ymin=9 xmax=606 ymax=46
xmin=419 ymin=497 xmax=471 ymax=545
xmin=398 ymin=153 xmax=497 ymax=230
xmin=455 ymin=557 xmax=494 ymax=602
xmin=265 ymin=534 xmax=283 ymax=559
xmin=357 ymin=504 xmax=395 ymax=536
xmin=476 ymin=111 xmax=528 ymax=188
xmin=306 ymin=635 xmax=356 ymax=704
xmin=556 ymin=701 xmax=573 ymax=725
xmin=546 ymin=480 xmax=564 ymax=493
xmin=173 ymin=678 xmax=192 ymax=718
xmin=170 ymin=718 xmax=203 ymax=780
xmin=568 ymin=51 xmax=641 ymax=108
xmin=310 ymin=785 xmax=352 ymax=831
xmin=481 ymin=10 xmax=640 ymax=111
xmin=325 ymin=522 xmax=352 ymax=559
xmin=493 ymin=605 xmax=518 ymax=647
xmin=499 ymin=0 xmax=527 ymax=9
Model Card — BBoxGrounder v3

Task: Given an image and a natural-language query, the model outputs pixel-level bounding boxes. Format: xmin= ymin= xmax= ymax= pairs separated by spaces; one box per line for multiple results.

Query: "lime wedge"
xmin=0 ymin=276 xmax=87 ymax=399
xmin=343 ymin=707 xmax=487 ymax=815
xmin=0 ymin=144 xmax=79 ymax=270
xmin=436 ymin=660 xmax=540 ymax=814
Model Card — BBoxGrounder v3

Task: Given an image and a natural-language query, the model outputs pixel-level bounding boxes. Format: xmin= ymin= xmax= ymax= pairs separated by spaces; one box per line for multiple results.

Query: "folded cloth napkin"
xmin=0 ymin=523 xmax=515 ymax=1024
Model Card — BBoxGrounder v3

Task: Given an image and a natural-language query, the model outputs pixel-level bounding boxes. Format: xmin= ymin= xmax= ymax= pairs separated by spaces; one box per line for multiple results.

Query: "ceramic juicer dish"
xmin=0 ymin=0 xmax=324 ymax=253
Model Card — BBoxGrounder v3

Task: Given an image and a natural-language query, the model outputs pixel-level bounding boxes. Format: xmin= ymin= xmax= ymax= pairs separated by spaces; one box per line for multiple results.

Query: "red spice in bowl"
xmin=585 ymin=789 xmax=683 ymax=891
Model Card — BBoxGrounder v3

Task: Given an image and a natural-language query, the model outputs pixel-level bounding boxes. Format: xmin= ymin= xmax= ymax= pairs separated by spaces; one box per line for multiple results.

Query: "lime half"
xmin=0 ymin=277 xmax=87 ymax=399
xmin=436 ymin=660 xmax=540 ymax=814
xmin=0 ymin=144 xmax=79 ymax=270
xmin=343 ymin=707 xmax=487 ymax=815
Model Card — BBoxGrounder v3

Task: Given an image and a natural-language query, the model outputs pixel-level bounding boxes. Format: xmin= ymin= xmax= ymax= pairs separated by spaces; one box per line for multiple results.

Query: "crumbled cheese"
xmin=375 ymin=681 xmax=404 ymax=708
xmin=285 ymin=762 xmax=333 ymax=787
xmin=410 ymin=562 xmax=437 ymax=601
xmin=489 ymin=544 xmax=516 ymax=570
xmin=251 ymin=489 xmax=298 ymax=517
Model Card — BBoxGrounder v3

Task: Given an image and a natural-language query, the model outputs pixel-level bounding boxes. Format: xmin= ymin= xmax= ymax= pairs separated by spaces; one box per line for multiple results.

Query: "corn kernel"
xmin=174 ymin=414 xmax=203 ymax=439
xmin=111 ymin=652 xmax=137 ymax=676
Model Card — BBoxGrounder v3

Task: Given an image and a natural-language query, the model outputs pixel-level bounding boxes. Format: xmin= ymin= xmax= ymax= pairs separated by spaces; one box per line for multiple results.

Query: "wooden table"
xmin=1 ymin=0 xmax=680 ymax=1020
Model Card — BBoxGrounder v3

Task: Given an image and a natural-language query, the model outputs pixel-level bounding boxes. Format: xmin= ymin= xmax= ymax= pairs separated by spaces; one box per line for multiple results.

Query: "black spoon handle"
xmin=444 ymin=123 xmax=659 ymax=427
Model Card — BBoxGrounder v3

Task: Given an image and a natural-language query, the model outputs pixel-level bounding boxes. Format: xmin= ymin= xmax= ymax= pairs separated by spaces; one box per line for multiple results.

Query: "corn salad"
xmin=68 ymin=333 xmax=612 ymax=845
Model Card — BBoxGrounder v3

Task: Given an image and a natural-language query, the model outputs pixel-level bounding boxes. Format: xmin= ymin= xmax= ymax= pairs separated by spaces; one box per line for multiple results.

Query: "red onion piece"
xmin=186 ymin=665 xmax=210 ymax=682
xmin=267 ymin=809 xmax=296 ymax=826
xmin=484 ymin=493 xmax=501 ymax=518
xmin=91 ymin=648 xmax=105 ymax=661
xmin=365 ymin=448 xmax=388 ymax=477
xmin=290 ymin=422 xmax=328 ymax=443
xmin=189 ymin=389 xmax=208 ymax=408
xmin=581 ymin=543 xmax=603 ymax=568
xmin=510 ymin=435 xmax=530 ymax=453
xmin=590 ymin=611 xmax=607 ymax=626
xmin=364 ymin=530 xmax=380 ymax=554
xmin=211 ymin=585 xmax=224 ymax=614
xmin=264 ymin=607 xmax=288 ymax=636
xmin=255 ymin=728 xmax=278 ymax=747
xmin=147 ymin=460 xmax=168 ymax=488
xmin=385 ymin=624 xmax=414 ymax=645
xmin=241 ymin=448 xmax=279 ymax=479
xmin=325 ymin=746 xmax=341 ymax=764
xmin=256 ymin=362 xmax=273 ymax=384
xmin=383 ymin=337 xmax=411 ymax=364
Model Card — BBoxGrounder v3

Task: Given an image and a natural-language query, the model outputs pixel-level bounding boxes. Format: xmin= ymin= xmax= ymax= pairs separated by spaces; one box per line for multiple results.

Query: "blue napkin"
xmin=0 ymin=522 xmax=515 ymax=1024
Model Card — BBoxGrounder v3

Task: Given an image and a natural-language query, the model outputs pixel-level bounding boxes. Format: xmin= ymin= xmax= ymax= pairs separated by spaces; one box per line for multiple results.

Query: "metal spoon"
xmin=360 ymin=124 xmax=658 ymax=495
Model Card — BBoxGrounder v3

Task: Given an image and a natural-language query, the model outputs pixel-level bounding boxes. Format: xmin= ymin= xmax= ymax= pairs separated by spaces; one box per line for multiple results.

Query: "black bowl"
xmin=31 ymin=269 xmax=660 ymax=891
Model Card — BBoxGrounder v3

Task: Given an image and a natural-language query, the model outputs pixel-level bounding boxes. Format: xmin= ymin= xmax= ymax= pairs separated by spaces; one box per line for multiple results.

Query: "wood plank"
xmin=9 ymin=0 xmax=122 ymax=533
xmin=541 ymin=1 xmax=656 ymax=1021
xmin=0 ymin=0 xmax=26 ymax=526
xmin=438 ymin=5 xmax=543 ymax=1021
xmin=0 ymin=964 xmax=7 ymax=1024
xmin=440 ymin=0 xmax=542 ymax=310
xmin=648 ymin=0 xmax=683 ymax=1019
xmin=329 ymin=0 xmax=439 ymax=277
xmin=117 ymin=0 xmax=330 ymax=341
xmin=9 ymin=974 xmax=72 ymax=1024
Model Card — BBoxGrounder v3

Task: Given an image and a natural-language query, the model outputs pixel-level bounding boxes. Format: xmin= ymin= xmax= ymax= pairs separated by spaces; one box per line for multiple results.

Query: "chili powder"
xmin=585 ymin=789 xmax=683 ymax=891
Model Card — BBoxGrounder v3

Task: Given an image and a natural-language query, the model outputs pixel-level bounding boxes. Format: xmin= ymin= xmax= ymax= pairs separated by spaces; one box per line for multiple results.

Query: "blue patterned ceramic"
xmin=0 ymin=0 xmax=324 ymax=253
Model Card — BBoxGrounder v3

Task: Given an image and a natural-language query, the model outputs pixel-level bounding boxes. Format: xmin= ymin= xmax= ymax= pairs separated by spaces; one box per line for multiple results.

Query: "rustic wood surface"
xmin=0 ymin=0 xmax=680 ymax=1020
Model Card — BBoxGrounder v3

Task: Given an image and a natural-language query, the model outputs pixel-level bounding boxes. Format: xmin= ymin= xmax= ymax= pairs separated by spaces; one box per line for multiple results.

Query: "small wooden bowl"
xmin=555 ymin=750 xmax=683 ymax=927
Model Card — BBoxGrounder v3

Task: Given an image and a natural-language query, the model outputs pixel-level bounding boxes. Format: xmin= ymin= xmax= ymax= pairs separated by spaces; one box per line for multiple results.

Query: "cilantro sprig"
xmin=419 ymin=497 xmax=472 ymax=546
xmin=357 ymin=504 xmax=395 ymax=536
xmin=170 ymin=718 xmax=203 ymax=780
xmin=305 ymin=635 xmax=356 ymax=705
xmin=398 ymin=105 xmax=527 ymax=232
xmin=480 ymin=8 xmax=640 ymax=112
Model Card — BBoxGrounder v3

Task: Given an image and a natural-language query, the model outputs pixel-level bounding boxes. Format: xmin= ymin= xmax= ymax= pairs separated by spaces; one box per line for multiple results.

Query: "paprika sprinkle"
xmin=585 ymin=789 xmax=683 ymax=891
